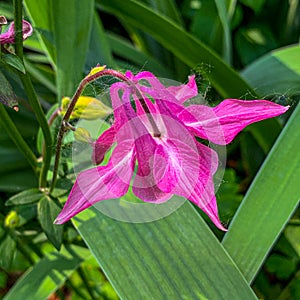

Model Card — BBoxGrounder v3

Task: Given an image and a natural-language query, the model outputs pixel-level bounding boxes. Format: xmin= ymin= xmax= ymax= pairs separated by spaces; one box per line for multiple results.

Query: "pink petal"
xmin=166 ymin=75 xmax=198 ymax=103
xmin=153 ymin=141 xmax=181 ymax=193
xmin=186 ymin=143 xmax=226 ymax=231
xmin=0 ymin=20 xmax=33 ymax=44
xmin=179 ymin=100 xmax=290 ymax=145
xmin=132 ymin=134 xmax=172 ymax=203
xmin=54 ymin=141 xmax=135 ymax=224
xmin=92 ymin=125 xmax=116 ymax=165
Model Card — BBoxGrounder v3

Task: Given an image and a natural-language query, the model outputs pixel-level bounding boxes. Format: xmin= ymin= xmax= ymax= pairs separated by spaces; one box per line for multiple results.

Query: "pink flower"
xmin=55 ymin=71 xmax=289 ymax=230
xmin=0 ymin=20 xmax=33 ymax=44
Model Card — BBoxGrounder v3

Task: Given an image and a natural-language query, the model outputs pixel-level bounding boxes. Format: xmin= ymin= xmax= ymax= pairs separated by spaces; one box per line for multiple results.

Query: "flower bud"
xmin=88 ymin=65 xmax=106 ymax=77
xmin=61 ymin=96 xmax=112 ymax=120
xmin=4 ymin=211 xmax=20 ymax=228
xmin=74 ymin=127 xmax=92 ymax=143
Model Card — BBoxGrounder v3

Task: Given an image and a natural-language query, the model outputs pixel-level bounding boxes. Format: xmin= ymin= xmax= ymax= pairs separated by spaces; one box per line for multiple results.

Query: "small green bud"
xmin=61 ymin=96 xmax=112 ymax=120
xmin=74 ymin=127 xmax=92 ymax=143
xmin=4 ymin=211 xmax=20 ymax=228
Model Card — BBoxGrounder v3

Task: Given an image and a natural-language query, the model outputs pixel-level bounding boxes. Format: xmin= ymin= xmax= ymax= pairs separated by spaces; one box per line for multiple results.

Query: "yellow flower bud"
xmin=74 ymin=127 xmax=92 ymax=143
xmin=60 ymin=96 xmax=112 ymax=120
xmin=4 ymin=211 xmax=20 ymax=228
xmin=88 ymin=65 xmax=106 ymax=77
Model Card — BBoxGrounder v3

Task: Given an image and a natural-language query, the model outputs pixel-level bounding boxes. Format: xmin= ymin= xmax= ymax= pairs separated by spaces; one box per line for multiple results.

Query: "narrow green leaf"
xmin=0 ymin=233 xmax=16 ymax=270
xmin=1 ymin=54 xmax=25 ymax=73
xmin=222 ymin=102 xmax=300 ymax=283
xmin=24 ymin=0 xmax=56 ymax=65
xmin=38 ymin=196 xmax=63 ymax=250
xmin=85 ymin=13 xmax=115 ymax=69
xmin=51 ymin=0 xmax=94 ymax=101
xmin=6 ymin=188 xmax=43 ymax=206
xmin=97 ymin=0 xmax=254 ymax=98
xmin=241 ymin=45 xmax=300 ymax=97
xmin=4 ymin=245 xmax=91 ymax=300
xmin=0 ymin=70 xmax=18 ymax=109
xmin=146 ymin=0 xmax=183 ymax=25
xmin=74 ymin=202 xmax=257 ymax=299
xmin=215 ymin=0 xmax=232 ymax=63
xmin=107 ymin=33 xmax=172 ymax=77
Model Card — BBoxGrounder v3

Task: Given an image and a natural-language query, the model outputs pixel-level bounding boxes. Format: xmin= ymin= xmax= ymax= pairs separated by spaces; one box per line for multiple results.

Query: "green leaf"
xmin=239 ymin=0 xmax=266 ymax=13
xmin=4 ymin=245 xmax=91 ymax=300
xmin=51 ymin=0 xmax=95 ymax=101
xmin=222 ymin=102 xmax=300 ymax=283
xmin=38 ymin=196 xmax=63 ymax=250
xmin=285 ymin=225 xmax=300 ymax=257
xmin=74 ymin=202 xmax=257 ymax=299
xmin=0 ymin=233 xmax=16 ymax=270
xmin=1 ymin=54 xmax=26 ymax=73
xmin=107 ymin=33 xmax=172 ymax=77
xmin=241 ymin=44 xmax=300 ymax=97
xmin=0 ymin=70 xmax=18 ymax=109
xmin=265 ymin=254 xmax=296 ymax=280
xmin=6 ymin=188 xmax=43 ymax=206
xmin=24 ymin=0 xmax=56 ymax=65
xmin=235 ymin=26 xmax=278 ymax=66
xmin=0 ymin=169 xmax=38 ymax=192
xmin=25 ymin=0 xmax=95 ymax=101
xmin=190 ymin=0 xmax=232 ymax=63
xmin=85 ymin=13 xmax=115 ymax=69
xmin=97 ymin=0 xmax=254 ymax=99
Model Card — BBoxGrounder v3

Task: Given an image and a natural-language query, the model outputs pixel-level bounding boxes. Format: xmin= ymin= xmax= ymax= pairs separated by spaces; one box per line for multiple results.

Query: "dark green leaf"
xmin=6 ymin=188 xmax=43 ymax=206
xmin=0 ymin=70 xmax=18 ymax=109
xmin=85 ymin=13 xmax=115 ymax=69
xmin=97 ymin=0 xmax=255 ymax=98
xmin=265 ymin=254 xmax=296 ymax=280
xmin=239 ymin=0 xmax=266 ymax=13
xmin=1 ymin=54 xmax=25 ymax=73
xmin=4 ymin=245 xmax=91 ymax=300
xmin=38 ymin=196 xmax=63 ymax=250
xmin=0 ymin=233 xmax=16 ymax=270
xmin=0 ymin=169 xmax=38 ymax=192
xmin=51 ymin=0 xmax=95 ymax=101
xmin=107 ymin=33 xmax=172 ymax=77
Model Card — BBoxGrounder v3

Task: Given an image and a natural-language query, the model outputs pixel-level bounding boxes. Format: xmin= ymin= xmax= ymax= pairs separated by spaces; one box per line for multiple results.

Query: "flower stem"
xmin=50 ymin=69 xmax=160 ymax=192
xmin=77 ymin=266 xmax=97 ymax=300
xmin=13 ymin=0 xmax=53 ymax=189
xmin=0 ymin=104 xmax=37 ymax=172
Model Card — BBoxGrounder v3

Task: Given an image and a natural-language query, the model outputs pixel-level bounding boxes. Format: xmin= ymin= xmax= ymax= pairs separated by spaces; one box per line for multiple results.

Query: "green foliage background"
xmin=0 ymin=0 xmax=299 ymax=299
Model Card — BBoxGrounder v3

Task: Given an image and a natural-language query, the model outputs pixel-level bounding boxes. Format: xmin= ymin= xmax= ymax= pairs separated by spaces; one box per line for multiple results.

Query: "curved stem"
xmin=49 ymin=69 xmax=160 ymax=193
xmin=14 ymin=0 xmax=53 ymax=189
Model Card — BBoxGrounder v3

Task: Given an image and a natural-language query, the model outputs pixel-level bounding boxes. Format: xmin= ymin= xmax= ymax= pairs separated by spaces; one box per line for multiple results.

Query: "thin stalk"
xmin=14 ymin=0 xmax=53 ymax=189
xmin=77 ymin=266 xmax=97 ymax=300
xmin=50 ymin=69 xmax=160 ymax=193
xmin=66 ymin=278 xmax=87 ymax=299
xmin=0 ymin=104 xmax=37 ymax=172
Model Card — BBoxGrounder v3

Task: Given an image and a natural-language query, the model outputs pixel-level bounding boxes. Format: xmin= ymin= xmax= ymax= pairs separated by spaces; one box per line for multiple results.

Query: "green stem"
xmin=13 ymin=0 xmax=23 ymax=59
xmin=14 ymin=0 xmax=53 ymax=189
xmin=77 ymin=266 xmax=97 ymax=300
xmin=0 ymin=104 xmax=37 ymax=172
xmin=20 ymin=75 xmax=53 ymax=188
